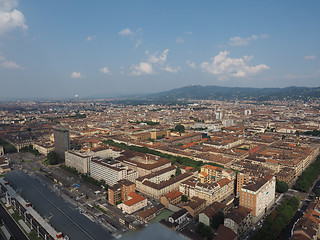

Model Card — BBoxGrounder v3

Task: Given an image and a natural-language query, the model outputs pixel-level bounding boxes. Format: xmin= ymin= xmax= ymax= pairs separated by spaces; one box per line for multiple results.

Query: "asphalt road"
xmin=0 ymin=204 xmax=29 ymax=240
xmin=278 ymin=179 xmax=320 ymax=240
xmin=6 ymin=170 xmax=113 ymax=240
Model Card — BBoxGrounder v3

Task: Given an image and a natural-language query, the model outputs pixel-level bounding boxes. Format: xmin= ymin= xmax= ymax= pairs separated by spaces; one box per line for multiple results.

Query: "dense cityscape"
xmin=1 ymin=0 xmax=320 ymax=239
xmin=0 ymin=97 xmax=319 ymax=239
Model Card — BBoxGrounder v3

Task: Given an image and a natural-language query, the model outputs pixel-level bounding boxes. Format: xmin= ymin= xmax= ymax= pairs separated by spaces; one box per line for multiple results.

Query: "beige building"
xmin=183 ymin=197 xmax=206 ymax=217
xmin=224 ymin=206 xmax=252 ymax=239
xmin=0 ymin=146 xmax=4 ymax=156
xmin=118 ymin=153 xmax=172 ymax=177
xmin=65 ymin=150 xmax=91 ymax=174
xmin=200 ymin=165 xmax=236 ymax=183
xmin=239 ymin=175 xmax=275 ymax=222
xmin=136 ymin=170 xmax=193 ymax=199
xmin=33 ymin=142 xmax=54 ymax=156
xmin=180 ymin=177 xmax=234 ymax=205
xmin=160 ymin=190 xmax=183 ymax=209
xmin=118 ymin=192 xmax=147 ymax=214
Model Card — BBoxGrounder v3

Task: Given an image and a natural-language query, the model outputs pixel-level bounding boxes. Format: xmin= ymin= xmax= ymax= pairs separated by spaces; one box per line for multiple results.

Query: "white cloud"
xmin=185 ymin=31 xmax=192 ymax=35
xmin=135 ymin=38 xmax=142 ymax=49
xmin=164 ymin=65 xmax=181 ymax=73
xmin=118 ymin=28 xmax=134 ymax=36
xmin=100 ymin=66 xmax=110 ymax=74
xmin=148 ymin=49 xmax=169 ymax=65
xmin=0 ymin=0 xmax=27 ymax=35
xmin=200 ymin=50 xmax=270 ymax=80
xmin=0 ymin=52 xmax=22 ymax=69
xmin=186 ymin=60 xmax=196 ymax=69
xmin=131 ymin=62 xmax=154 ymax=76
xmin=176 ymin=37 xmax=184 ymax=43
xmin=229 ymin=34 xmax=268 ymax=46
xmin=119 ymin=28 xmax=143 ymax=49
xmin=131 ymin=48 xmax=181 ymax=75
xmin=71 ymin=71 xmax=82 ymax=78
xmin=86 ymin=35 xmax=96 ymax=41
xmin=0 ymin=60 xmax=21 ymax=69
xmin=304 ymin=55 xmax=316 ymax=60
xmin=0 ymin=0 xmax=18 ymax=11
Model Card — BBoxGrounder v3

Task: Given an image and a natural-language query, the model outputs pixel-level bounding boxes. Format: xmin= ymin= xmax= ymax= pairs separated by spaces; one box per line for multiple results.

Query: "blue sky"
xmin=0 ymin=0 xmax=319 ymax=99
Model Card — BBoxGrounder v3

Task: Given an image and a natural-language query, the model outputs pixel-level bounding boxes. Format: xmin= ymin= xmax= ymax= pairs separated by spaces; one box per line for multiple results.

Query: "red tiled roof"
xmin=165 ymin=190 xmax=183 ymax=200
xmin=123 ymin=192 xmax=146 ymax=206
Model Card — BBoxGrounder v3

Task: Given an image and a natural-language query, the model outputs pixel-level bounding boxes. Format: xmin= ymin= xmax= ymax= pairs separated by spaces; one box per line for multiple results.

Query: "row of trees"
xmin=252 ymin=196 xmax=299 ymax=240
xmin=276 ymin=179 xmax=289 ymax=193
xmin=102 ymin=139 xmax=224 ymax=170
xmin=46 ymin=151 xmax=61 ymax=165
xmin=196 ymin=222 xmax=213 ymax=239
xmin=20 ymin=145 xmax=41 ymax=156
xmin=295 ymin=155 xmax=320 ymax=192
xmin=59 ymin=164 xmax=107 ymax=188
xmin=0 ymin=138 xmax=17 ymax=154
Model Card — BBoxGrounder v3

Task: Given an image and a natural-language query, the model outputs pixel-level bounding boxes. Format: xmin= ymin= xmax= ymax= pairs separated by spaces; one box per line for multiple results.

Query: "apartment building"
xmin=90 ymin=158 xmax=138 ymax=186
xmin=239 ymin=175 xmax=275 ymax=222
xmin=200 ymin=165 xmax=236 ymax=183
xmin=136 ymin=170 xmax=193 ymax=199
xmin=224 ymin=206 xmax=252 ymax=239
xmin=179 ymin=177 xmax=234 ymax=205
xmin=108 ymin=179 xmax=135 ymax=206
xmin=65 ymin=150 xmax=91 ymax=174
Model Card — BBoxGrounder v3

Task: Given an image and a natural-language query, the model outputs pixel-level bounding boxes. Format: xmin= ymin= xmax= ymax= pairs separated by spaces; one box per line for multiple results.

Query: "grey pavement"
xmin=5 ymin=170 xmax=113 ymax=240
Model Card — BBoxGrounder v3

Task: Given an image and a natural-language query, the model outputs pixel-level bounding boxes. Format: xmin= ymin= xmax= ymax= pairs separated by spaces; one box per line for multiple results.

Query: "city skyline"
xmin=0 ymin=0 xmax=320 ymax=99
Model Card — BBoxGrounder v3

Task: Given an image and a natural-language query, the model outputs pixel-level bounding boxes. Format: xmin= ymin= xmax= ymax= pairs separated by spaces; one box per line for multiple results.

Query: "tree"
xmin=47 ymin=151 xmax=60 ymax=165
xmin=174 ymin=124 xmax=185 ymax=133
xmin=276 ymin=179 xmax=289 ymax=193
xmin=212 ymin=211 xmax=224 ymax=230
xmin=196 ymin=222 xmax=213 ymax=239
xmin=175 ymin=166 xmax=182 ymax=176
xmin=182 ymin=195 xmax=188 ymax=202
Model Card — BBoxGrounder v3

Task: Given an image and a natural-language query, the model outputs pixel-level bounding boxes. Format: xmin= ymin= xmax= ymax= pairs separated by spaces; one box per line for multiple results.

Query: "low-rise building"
xmin=0 ymin=146 xmax=4 ymax=156
xmin=0 ymin=156 xmax=10 ymax=174
xmin=33 ymin=142 xmax=54 ymax=156
xmin=224 ymin=206 xmax=252 ymax=239
xmin=137 ymin=204 xmax=164 ymax=222
xmin=214 ymin=225 xmax=237 ymax=240
xmin=160 ymin=190 xmax=183 ymax=209
xmin=183 ymin=197 xmax=206 ymax=217
xmin=168 ymin=208 xmax=189 ymax=225
xmin=199 ymin=202 xmax=225 ymax=226
xmin=117 ymin=192 xmax=147 ymax=214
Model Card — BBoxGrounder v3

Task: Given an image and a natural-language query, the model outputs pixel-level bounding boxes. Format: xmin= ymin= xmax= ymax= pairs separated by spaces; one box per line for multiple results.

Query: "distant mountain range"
xmin=145 ymin=85 xmax=320 ymax=101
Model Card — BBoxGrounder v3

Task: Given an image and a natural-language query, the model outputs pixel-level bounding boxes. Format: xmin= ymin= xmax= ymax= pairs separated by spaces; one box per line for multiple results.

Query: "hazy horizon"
xmin=0 ymin=0 xmax=319 ymax=100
